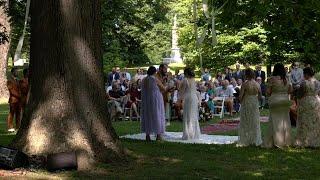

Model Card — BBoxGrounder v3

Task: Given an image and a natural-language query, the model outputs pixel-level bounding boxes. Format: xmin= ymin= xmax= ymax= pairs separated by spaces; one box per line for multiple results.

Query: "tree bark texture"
xmin=11 ymin=0 xmax=123 ymax=169
xmin=0 ymin=1 xmax=10 ymax=99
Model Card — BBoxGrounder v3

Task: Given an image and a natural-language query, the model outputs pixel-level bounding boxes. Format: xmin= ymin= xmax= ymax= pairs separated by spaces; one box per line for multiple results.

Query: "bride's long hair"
xmin=272 ymin=63 xmax=287 ymax=85
xmin=184 ymin=67 xmax=195 ymax=78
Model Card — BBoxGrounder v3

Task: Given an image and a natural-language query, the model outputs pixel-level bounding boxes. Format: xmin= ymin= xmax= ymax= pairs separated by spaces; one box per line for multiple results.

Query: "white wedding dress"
xmin=180 ymin=78 xmax=201 ymax=140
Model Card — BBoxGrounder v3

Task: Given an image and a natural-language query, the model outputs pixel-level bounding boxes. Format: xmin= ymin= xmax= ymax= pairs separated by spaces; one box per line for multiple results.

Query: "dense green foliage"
xmin=6 ymin=0 xmax=320 ymax=72
xmin=7 ymin=0 xmax=30 ymax=60
xmin=102 ymin=0 xmax=172 ymax=72
xmin=261 ymin=0 xmax=320 ymax=67
xmin=176 ymin=0 xmax=320 ymax=70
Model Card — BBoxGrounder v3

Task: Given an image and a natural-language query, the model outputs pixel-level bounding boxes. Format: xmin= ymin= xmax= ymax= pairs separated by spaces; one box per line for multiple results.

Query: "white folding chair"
xmin=212 ymin=96 xmax=226 ymax=118
xmin=122 ymin=95 xmax=133 ymax=121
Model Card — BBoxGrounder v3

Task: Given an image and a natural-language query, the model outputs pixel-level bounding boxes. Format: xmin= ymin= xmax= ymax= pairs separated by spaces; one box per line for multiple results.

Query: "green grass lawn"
xmin=0 ymin=103 xmax=319 ymax=179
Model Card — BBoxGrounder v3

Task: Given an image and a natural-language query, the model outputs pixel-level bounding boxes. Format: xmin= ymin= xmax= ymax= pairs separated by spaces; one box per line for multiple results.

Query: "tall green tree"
xmin=12 ymin=0 xmax=123 ymax=169
xmin=102 ymin=0 xmax=172 ymax=72
xmin=0 ymin=0 xmax=10 ymax=99
xmin=8 ymin=0 xmax=30 ymax=61
xmin=175 ymin=0 xmax=320 ymax=70
xmin=175 ymin=0 xmax=268 ymax=70
xmin=262 ymin=0 xmax=320 ymax=68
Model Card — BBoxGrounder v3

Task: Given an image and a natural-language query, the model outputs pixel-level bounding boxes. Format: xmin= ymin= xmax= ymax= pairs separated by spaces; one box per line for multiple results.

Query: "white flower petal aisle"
xmin=120 ymin=132 xmax=238 ymax=144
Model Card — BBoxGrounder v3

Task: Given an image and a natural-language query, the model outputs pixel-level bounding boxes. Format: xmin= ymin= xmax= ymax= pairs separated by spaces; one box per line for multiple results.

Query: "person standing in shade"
xmin=256 ymin=77 xmax=266 ymax=109
xmin=263 ymin=63 xmax=292 ymax=148
xmin=178 ymin=68 xmax=201 ymax=140
xmin=7 ymin=68 xmax=21 ymax=132
xmin=295 ymin=67 xmax=320 ymax=147
xmin=290 ymin=62 xmax=303 ymax=101
xmin=141 ymin=66 xmax=166 ymax=141
xmin=255 ymin=65 xmax=266 ymax=83
xmin=19 ymin=68 xmax=29 ymax=116
xmin=156 ymin=64 xmax=174 ymax=125
xmin=233 ymin=64 xmax=244 ymax=81
xmin=237 ymin=68 xmax=262 ymax=147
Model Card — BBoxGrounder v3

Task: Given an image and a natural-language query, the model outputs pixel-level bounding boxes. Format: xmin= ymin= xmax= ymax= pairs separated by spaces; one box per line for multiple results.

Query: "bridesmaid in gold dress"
xmin=237 ymin=68 xmax=262 ymax=147
xmin=295 ymin=67 xmax=320 ymax=147
xmin=263 ymin=63 xmax=292 ymax=148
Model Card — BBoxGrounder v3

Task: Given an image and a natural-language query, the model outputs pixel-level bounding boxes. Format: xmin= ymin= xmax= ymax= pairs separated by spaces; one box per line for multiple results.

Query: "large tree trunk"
xmin=11 ymin=0 xmax=123 ymax=169
xmin=0 ymin=1 xmax=10 ymax=99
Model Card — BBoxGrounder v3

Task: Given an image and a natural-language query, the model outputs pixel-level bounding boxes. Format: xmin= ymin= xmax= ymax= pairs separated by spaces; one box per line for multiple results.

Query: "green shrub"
xmin=315 ymin=72 xmax=320 ymax=81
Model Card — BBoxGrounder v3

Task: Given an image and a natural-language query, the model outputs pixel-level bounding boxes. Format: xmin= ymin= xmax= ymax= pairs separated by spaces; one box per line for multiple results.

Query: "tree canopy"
xmin=7 ymin=0 xmax=320 ymax=71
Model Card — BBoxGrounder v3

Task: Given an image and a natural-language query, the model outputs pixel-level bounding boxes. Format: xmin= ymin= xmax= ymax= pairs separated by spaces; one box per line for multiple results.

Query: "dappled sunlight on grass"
xmin=251 ymin=172 xmax=264 ymax=177
xmin=0 ymin=103 xmax=15 ymax=146
xmin=157 ymin=156 xmax=182 ymax=163
xmin=0 ymin=102 xmax=320 ymax=178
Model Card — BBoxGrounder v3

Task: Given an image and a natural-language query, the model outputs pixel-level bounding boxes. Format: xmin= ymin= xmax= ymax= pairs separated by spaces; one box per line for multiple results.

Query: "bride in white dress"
xmin=178 ymin=68 xmax=201 ymax=140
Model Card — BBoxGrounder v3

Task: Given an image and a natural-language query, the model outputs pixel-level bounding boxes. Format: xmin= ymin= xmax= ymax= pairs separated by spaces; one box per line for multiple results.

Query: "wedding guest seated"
xmin=199 ymin=85 xmax=210 ymax=115
xmin=232 ymin=79 xmax=242 ymax=112
xmin=213 ymin=79 xmax=220 ymax=89
xmin=236 ymin=79 xmax=243 ymax=89
xmin=107 ymin=82 xmax=125 ymax=120
xmin=230 ymin=77 xmax=237 ymax=88
xmin=134 ymin=68 xmax=144 ymax=82
xmin=109 ymin=81 xmax=125 ymax=99
xmin=207 ymin=82 xmax=215 ymax=96
xmin=256 ymin=77 xmax=266 ymax=108
xmin=106 ymin=79 xmax=126 ymax=93
xmin=201 ymin=68 xmax=211 ymax=82
xmin=214 ymin=80 xmax=234 ymax=116
xmin=125 ymin=82 xmax=141 ymax=119
xmin=136 ymin=79 xmax=142 ymax=91
xmin=207 ymin=82 xmax=216 ymax=113
xmin=216 ymin=72 xmax=223 ymax=82
xmin=230 ymin=78 xmax=241 ymax=102
xmin=121 ymin=79 xmax=130 ymax=92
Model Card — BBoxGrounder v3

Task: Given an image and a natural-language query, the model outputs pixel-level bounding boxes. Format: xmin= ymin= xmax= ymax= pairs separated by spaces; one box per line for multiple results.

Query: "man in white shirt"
xmin=106 ymin=80 xmax=125 ymax=93
xmin=214 ymin=80 xmax=234 ymax=116
xmin=201 ymin=68 xmax=211 ymax=82
xmin=123 ymin=68 xmax=131 ymax=81
xmin=199 ymin=85 xmax=210 ymax=102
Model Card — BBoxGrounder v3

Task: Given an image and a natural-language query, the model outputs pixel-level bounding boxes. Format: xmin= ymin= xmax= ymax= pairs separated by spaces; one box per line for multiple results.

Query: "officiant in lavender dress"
xmin=141 ymin=66 xmax=167 ymax=141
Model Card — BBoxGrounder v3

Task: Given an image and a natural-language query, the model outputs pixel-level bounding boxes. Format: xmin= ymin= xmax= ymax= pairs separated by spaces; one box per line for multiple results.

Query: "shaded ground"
xmin=0 ymin=103 xmax=318 ymax=179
